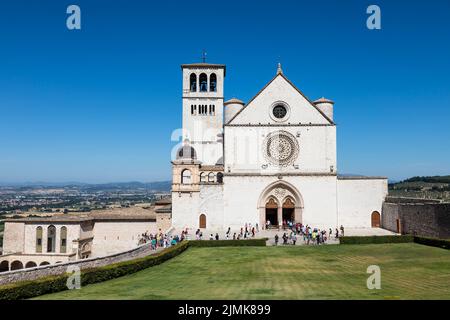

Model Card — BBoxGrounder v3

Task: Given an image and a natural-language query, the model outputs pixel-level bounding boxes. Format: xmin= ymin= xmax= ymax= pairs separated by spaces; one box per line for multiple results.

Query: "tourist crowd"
xmin=137 ymin=223 xmax=345 ymax=248
xmin=194 ymin=222 xmax=261 ymax=241
xmin=272 ymin=223 xmax=345 ymax=246
xmin=138 ymin=229 xmax=187 ymax=250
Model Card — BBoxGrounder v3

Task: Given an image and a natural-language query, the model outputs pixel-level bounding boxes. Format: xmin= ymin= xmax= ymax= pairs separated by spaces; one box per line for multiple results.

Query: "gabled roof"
xmin=226 ymin=73 xmax=334 ymax=125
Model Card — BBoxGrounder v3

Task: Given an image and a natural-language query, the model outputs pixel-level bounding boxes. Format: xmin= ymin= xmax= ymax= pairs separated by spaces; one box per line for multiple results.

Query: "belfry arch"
xmin=258 ymin=181 xmax=304 ymax=229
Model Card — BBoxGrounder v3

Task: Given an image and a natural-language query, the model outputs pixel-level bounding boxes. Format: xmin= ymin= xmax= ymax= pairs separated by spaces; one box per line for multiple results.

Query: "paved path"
xmin=168 ymin=227 xmax=397 ymax=246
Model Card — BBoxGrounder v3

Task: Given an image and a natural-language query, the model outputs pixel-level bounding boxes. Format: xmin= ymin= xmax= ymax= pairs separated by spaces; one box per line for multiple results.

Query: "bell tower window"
xmin=210 ymin=73 xmax=217 ymax=92
xmin=199 ymin=73 xmax=208 ymax=92
xmin=190 ymin=73 xmax=197 ymax=92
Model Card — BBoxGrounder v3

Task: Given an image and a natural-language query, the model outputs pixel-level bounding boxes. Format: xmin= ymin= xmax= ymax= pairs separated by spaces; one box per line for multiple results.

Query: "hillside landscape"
xmin=389 ymin=175 xmax=450 ymax=202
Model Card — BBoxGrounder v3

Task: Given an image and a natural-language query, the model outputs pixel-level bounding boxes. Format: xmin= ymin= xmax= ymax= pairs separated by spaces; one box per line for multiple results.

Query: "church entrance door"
xmin=282 ymin=198 xmax=295 ymax=226
xmin=371 ymin=211 xmax=381 ymax=228
xmin=199 ymin=214 xmax=206 ymax=229
xmin=265 ymin=198 xmax=278 ymax=227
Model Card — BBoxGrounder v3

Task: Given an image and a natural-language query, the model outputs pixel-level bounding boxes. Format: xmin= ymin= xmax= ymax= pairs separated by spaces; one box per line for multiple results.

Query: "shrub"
xmin=339 ymin=235 xmax=414 ymax=245
xmin=188 ymin=239 xmax=268 ymax=247
xmin=414 ymin=236 xmax=450 ymax=250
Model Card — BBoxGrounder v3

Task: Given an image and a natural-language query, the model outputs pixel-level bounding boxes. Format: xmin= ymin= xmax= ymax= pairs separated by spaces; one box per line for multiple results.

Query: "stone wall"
xmin=382 ymin=199 xmax=450 ymax=238
xmin=0 ymin=243 xmax=153 ymax=286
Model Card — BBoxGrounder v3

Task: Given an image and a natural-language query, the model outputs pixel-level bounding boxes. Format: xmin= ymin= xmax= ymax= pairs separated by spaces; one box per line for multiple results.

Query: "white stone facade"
xmin=172 ymin=63 xmax=388 ymax=231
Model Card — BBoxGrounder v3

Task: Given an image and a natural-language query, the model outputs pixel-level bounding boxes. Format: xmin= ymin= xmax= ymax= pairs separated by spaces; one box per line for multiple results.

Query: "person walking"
xmin=282 ymin=233 xmax=288 ymax=245
xmin=340 ymin=225 xmax=345 ymax=237
xmin=274 ymin=234 xmax=279 ymax=246
xmin=215 ymin=233 xmax=219 ymax=240
xmin=292 ymin=233 xmax=297 ymax=245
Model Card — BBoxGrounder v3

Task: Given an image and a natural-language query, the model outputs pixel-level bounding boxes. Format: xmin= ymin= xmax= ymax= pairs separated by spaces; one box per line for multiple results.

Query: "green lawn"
xmin=36 ymin=243 xmax=450 ymax=300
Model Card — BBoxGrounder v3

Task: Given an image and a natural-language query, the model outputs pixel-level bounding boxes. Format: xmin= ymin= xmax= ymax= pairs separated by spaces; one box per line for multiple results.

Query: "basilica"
xmin=171 ymin=62 xmax=388 ymax=230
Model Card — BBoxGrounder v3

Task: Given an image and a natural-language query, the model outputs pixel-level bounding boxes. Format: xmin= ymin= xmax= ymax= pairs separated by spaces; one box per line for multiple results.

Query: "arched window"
xmin=199 ymin=73 xmax=208 ymax=92
xmin=36 ymin=226 xmax=43 ymax=253
xmin=217 ymin=172 xmax=223 ymax=183
xmin=60 ymin=226 xmax=67 ymax=253
xmin=208 ymin=172 xmax=215 ymax=183
xmin=0 ymin=261 xmax=9 ymax=272
xmin=209 ymin=73 xmax=217 ymax=92
xmin=47 ymin=225 xmax=56 ymax=253
xmin=10 ymin=261 xmax=23 ymax=271
xmin=25 ymin=261 xmax=37 ymax=268
xmin=181 ymin=169 xmax=192 ymax=184
xmin=200 ymin=172 xmax=206 ymax=183
xmin=190 ymin=73 xmax=197 ymax=92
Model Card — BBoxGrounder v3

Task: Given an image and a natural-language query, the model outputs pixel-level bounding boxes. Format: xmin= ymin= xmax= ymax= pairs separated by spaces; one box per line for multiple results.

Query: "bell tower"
xmin=181 ymin=59 xmax=225 ymax=165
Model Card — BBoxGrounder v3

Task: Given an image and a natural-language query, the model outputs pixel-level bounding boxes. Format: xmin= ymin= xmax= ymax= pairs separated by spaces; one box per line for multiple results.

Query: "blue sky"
xmin=0 ymin=0 xmax=449 ymax=183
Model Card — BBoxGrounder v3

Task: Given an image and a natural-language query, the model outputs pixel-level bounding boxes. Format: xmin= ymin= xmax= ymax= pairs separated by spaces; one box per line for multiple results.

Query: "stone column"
xmin=277 ymin=206 xmax=282 ymax=227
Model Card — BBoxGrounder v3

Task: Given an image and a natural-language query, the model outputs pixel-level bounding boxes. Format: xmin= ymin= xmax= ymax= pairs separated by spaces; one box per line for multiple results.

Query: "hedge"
xmin=0 ymin=240 xmax=190 ymax=300
xmin=188 ymin=238 xmax=268 ymax=247
xmin=414 ymin=236 xmax=450 ymax=250
xmin=339 ymin=235 xmax=414 ymax=245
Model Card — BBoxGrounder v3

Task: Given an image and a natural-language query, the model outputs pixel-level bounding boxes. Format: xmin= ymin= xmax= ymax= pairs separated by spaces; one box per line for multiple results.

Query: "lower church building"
xmin=171 ymin=62 xmax=387 ymax=231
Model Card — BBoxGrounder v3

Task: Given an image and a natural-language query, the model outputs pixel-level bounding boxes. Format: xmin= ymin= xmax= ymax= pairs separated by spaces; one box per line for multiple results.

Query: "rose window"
xmin=263 ymin=131 xmax=299 ymax=166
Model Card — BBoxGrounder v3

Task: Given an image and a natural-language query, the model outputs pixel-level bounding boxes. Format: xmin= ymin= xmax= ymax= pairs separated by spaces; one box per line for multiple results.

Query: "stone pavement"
xmin=169 ymin=226 xmax=398 ymax=247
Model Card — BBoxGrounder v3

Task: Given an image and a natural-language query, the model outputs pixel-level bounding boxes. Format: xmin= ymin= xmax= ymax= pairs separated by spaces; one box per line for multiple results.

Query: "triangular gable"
xmin=227 ymin=73 xmax=334 ymax=125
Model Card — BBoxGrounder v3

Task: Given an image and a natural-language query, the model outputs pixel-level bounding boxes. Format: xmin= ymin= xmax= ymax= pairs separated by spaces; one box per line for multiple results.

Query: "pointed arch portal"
xmin=258 ymin=181 xmax=304 ymax=229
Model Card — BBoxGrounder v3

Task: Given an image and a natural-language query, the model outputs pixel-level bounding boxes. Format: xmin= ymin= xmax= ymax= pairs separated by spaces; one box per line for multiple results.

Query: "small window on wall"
xmin=208 ymin=172 xmax=215 ymax=183
xmin=200 ymin=172 xmax=206 ymax=182
xmin=47 ymin=225 xmax=56 ymax=253
xmin=209 ymin=105 xmax=215 ymax=115
xmin=60 ymin=226 xmax=67 ymax=253
xmin=36 ymin=226 xmax=43 ymax=253
xmin=181 ymin=169 xmax=192 ymax=184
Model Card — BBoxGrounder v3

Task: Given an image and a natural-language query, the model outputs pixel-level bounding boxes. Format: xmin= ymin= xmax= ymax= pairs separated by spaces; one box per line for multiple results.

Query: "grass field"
xmin=36 ymin=243 xmax=450 ymax=300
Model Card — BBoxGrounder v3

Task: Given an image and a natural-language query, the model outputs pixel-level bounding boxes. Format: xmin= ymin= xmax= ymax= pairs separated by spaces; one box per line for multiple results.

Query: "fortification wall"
xmin=382 ymin=199 xmax=450 ymax=238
